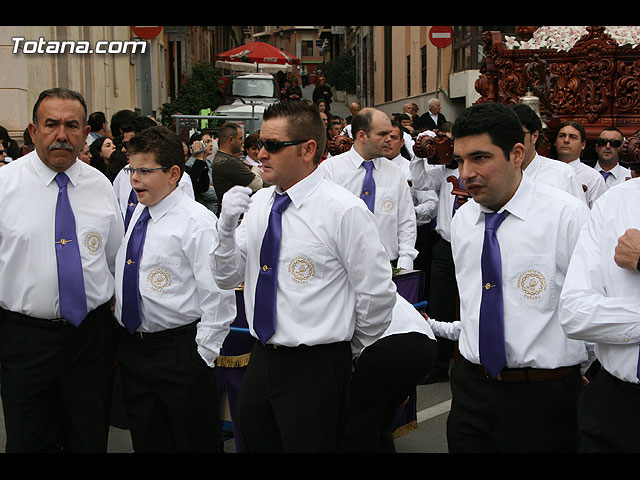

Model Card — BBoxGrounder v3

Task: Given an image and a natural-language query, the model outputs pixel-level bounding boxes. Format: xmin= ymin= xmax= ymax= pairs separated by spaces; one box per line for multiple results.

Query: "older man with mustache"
xmin=0 ymin=88 xmax=124 ymax=452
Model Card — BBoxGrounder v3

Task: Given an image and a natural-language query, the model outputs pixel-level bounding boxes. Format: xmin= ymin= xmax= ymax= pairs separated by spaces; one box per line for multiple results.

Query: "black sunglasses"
xmin=257 ymin=139 xmax=308 ymax=153
xmin=595 ymin=138 xmax=623 ymax=148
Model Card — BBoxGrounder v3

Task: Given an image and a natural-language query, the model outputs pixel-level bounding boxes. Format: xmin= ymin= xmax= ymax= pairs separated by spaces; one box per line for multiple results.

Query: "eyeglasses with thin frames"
xmin=123 ymin=166 xmax=170 ymax=176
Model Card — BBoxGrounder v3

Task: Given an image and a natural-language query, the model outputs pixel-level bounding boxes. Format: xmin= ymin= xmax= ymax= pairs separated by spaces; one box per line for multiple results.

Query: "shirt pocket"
xmin=139 ymin=252 xmax=182 ymax=297
xmin=78 ymin=218 xmax=110 ymax=259
xmin=278 ymin=238 xmax=329 ymax=292
xmin=375 ymin=187 xmax=397 ymax=216
xmin=505 ymin=254 xmax=555 ymax=308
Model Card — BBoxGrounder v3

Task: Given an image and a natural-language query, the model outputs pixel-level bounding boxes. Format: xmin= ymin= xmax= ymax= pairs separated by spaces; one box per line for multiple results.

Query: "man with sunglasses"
xmin=595 ymin=127 xmax=631 ymax=188
xmin=211 ymin=101 xmax=396 ymax=452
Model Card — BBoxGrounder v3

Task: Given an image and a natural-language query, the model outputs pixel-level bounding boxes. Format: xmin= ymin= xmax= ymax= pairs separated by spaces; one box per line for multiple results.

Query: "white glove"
xmin=218 ymin=185 xmax=253 ymax=234
xmin=396 ymin=256 xmax=413 ymax=271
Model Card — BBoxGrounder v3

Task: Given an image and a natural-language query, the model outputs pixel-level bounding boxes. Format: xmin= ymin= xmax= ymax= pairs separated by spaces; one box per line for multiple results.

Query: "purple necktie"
xmin=360 ymin=161 xmax=376 ymax=213
xmin=54 ymin=172 xmax=88 ymax=326
xmin=253 ymin=193 xmax=292 ymax=344
xmin=479 ymin=211 xmax=507 ymax=378
xmin=599 ymin=170 xmax=611 ymax=182
xmin=124 ymin=188 xmax=138 ymax=231
xmin=121 ymin=207 xmax=151 ymax=334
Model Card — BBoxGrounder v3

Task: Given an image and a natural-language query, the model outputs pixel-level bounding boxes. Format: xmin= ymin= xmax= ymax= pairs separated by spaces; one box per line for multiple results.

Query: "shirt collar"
xmin=347 ymin=147 xmax=381 ymax=170
xmin=523 ymin=153 xmax=542 ymax=178
xmin=31 ymin=151 xmax=82 ymax=187
xmin=275 ymin=167 xmax=323 ymax=209
xmin=596 ymin=161 xmax=621 ymax=178
xmin=472 ymin=173 xmax=532 ymax=225
xmin=147 ymin=185 xmax=183 ymax=222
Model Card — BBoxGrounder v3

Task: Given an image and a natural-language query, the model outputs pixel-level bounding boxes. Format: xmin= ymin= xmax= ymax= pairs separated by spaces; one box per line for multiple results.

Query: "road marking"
xmin=416 ymin=399 xmax=451 ymax=423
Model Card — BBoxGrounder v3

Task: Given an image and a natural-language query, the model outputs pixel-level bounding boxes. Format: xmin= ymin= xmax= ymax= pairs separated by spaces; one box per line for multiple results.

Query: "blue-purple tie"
xmin=54 ymin=172 xmax=88 ymax=326
xmin=124 ymin=188 xmax=138 ymax=231
xmin=360 ymin=161 xmax=376 ymax=212
xmin=253 ymin=193 xmax=292 ymax=344
xmin=479 ymin=211 xmax=507 ymax=378
xmin=599 ymin=170 xmax=611 ymax=182
xmin=121 ymin=207 xmax=151 ymax=334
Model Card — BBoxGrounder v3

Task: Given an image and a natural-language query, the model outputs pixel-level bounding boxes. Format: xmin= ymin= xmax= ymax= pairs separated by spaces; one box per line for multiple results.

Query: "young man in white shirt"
xmin=211 ymin=101 xmax=396 ymax=452
xmin=435 ymin=102 xmax=591 ymax=453
xmin=113 ymin=126 xmax=236 ymax=452
xmin=554 ymin=120 xmax=607 ymax=208
xmin=510 ymin=104 xmax=586 ymax=202
xmin=560 ymin=180 xmax=640 ymax=452
xmin=319 ymin=107 xmax=418 ymax=271
xmin=594 ymin=126 xmax=631 ymax=187
xmin=0 ymin=88 xmax=125 ymax=452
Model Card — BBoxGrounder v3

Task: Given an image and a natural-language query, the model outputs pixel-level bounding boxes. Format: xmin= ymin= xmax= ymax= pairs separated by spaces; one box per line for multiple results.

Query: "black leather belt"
xmin=466 ymin=359 xmax=579 ymax=383
xmin=0 ymin=303 xmax=110 ymax=329
xmin=122 ymin=320 xmax=199 ymax=341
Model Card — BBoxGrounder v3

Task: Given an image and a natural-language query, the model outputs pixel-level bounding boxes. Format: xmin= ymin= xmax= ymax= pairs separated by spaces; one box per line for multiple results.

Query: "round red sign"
xmin=429 ymin=26 xmax=453 ymax=49
xmin=131 ymin=26 xmax=163 ymax=40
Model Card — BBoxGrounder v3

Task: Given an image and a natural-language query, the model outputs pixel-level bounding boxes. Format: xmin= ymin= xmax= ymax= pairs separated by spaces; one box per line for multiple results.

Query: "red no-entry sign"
xmin=429 ymin=26 xmax=453 ymax=49
xmin=131 ymin=26 xmax=163 ymax=40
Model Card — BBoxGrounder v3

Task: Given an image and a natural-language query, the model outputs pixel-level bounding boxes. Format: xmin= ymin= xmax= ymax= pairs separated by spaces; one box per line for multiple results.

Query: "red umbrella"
xmin=215 ymin=41 xmax=300 ymax=68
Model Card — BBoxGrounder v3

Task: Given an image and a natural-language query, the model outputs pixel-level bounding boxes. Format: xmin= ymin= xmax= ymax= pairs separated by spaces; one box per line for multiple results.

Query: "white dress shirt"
xmin=560 ymin=178 xmax=640 ymax=383
xmin=450 ymin=173 xmax=591 ymax=369
xmin=319 ymin=148 xmax=418 ymax=266
xmin=382 ymin=293 xmax=435 ymax=340
xmin=112 ymin=166 xmax=195 ymax=223
xmin=0 ymin=151 xmax=124 ymax=319
xmin=524 ymin=153 xmax=586 ymax=203
xmin=595 ymin=161 xmax=631 ymax=188
xmin=114 ymin=187 xmax=236 ymax=366
xmin=567 ymin=159 xmax=608 ymax=208
xmin=212 ymin=168 xmax=396 ymax=357
xmin=409 ymin=157 xmax=459 ymax=242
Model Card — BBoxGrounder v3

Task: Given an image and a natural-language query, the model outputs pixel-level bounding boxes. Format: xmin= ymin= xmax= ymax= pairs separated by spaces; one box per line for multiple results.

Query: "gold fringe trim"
xmin=392 ymin=420 xmax=419 ymax=439
xmin=216 ymin=353 xmax=251 ymax=368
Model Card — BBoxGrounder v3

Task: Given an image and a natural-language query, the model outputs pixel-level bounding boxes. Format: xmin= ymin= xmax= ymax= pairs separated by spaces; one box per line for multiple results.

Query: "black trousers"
xmin=447 ymin=359 xmax=582 ymax=453
xmin=340 ymin=332 xmax=437 ymax=452
xmin=116 ymin=322 xmax=221 ymax=453
xmin=578 ymin=367 xmax=640 ymax=452
xmin=428 ymin=238 xmax=458 ymax=377
xmin=413 ymin=225 xmax=440 ymax=302
xmin=0 ymin=304 xmax=115 ymax=453
xmin=235 ymin=340 xmax=351 ymax=453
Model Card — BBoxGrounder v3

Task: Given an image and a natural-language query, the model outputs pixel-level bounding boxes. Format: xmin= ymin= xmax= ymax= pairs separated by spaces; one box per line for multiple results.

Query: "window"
xmin=453 ymin=26 xmax=516 ymax=72
xmin=301 ymin=40 xmax=314 ymax=57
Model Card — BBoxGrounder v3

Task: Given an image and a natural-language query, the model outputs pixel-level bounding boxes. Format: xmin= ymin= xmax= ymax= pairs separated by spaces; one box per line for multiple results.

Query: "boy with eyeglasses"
xmin=113 ymin=126 xmax=236 ymax=452
xmin=595 ymin=127 xmax=631 ymax=187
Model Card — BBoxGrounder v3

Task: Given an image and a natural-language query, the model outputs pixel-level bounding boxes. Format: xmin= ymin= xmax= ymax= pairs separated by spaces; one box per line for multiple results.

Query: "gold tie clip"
xmin=127 ymin=259 xmax=135 ymax=265
xmin=55 ymin=239 xmax=72 ymax=245
xmin=484 ymin=282 xmax=496 ymax=290
xmin=262 ymin=265 xmax=271 ymax=272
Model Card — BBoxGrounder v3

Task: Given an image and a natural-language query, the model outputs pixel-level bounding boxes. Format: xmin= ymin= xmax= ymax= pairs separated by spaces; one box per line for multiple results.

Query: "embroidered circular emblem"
xmin=382 ymin=197 xmax=395 ymax=213
xmin=147 ymin=268 xmax=172 ymax=292
xmin=84 ymin=231 xmax=103 ymax=255
xmin=517 ymin=269 xmax=547 ymax=299
xmin=288 ymin=256 xmax=315 ymax=285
